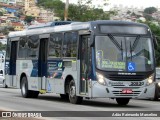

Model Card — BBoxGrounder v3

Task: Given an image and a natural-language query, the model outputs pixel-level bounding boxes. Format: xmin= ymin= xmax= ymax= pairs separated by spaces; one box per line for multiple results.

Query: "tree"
xmin=37 ymin=0 xmax=111 ymax=21
xmin=0 ymin=42 xmax=6 ymax=51
xmin=131 ymin=12 xmax=136 ymax=16
xmin=127 ymin=10 xmax=131 ymax=14
xmin=139 ymin=21 xmax=160 ymax=66
xmin=0 ymin=27 xmax=9 ymax=35
xmin=143 ymin=7 xmax=157 ymax=21
xmin=144 ymin=7 xmax=157 ymax=14
xmin=24 ymin=16 xmax=35 ymax=24
xmin=0 ymin=11 xmax=3 ymax=16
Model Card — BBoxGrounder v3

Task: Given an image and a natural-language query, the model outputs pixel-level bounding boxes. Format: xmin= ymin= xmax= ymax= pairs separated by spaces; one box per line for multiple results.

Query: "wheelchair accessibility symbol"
xmin=128 ymin=62 xmax=135 ymax=71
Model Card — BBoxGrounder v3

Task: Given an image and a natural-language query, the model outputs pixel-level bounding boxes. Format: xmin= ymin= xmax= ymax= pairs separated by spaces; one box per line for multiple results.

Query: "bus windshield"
xmin=95 ymin=35 xmax=154 ymax=72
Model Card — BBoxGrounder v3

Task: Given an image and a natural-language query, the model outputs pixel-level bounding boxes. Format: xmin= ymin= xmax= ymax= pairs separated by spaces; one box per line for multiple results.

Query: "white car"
xmin=0 ymin=69 xmax=5 ymax=86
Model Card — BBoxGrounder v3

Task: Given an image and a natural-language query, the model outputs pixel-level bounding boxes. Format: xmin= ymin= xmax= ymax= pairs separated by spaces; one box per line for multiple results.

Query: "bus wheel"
xmin=32 ymin=91 xmax=39 ymax=98
xmin=3 ymin=80 xmax=8 ymax=88
xmin=69 ymin=80 xmax=83 ymax=104
xmin=116 ymin=98 xmax=130 ymax=105
xmin=152 ymin=84 xmax=159 ymax=101
xmin=60 ymin=94 xmax=69 ymax=100
xmin=21 ymin=76 xmax=31 ymax=98
xmin=4 ymin=84 xmax=8 ymax=88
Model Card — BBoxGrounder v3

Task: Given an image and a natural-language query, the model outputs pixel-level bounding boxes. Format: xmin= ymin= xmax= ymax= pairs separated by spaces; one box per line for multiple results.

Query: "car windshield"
xmin=95 ymin=35 xmax=154 ymax=72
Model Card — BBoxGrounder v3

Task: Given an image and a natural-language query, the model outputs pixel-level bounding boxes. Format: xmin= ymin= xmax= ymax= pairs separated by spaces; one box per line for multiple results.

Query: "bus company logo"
xmin=108 ymin=81 xmax=123 ymax=86
xmin=118 ymin=72 xmax=136 ymax=75
xmin=58 ymin=62 xmax=62 ymax=68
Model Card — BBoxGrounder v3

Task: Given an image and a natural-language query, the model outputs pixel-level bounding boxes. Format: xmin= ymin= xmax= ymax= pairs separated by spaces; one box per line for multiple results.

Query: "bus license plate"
xmin=122 ymin=89 xmax=133 ymax=94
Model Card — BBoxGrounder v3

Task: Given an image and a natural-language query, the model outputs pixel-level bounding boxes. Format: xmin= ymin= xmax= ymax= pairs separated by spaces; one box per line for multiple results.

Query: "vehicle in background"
xmin=153 ymin=67 xmax=160 ymax=100
xmin=0 ymin=51 xmax=6 ymax=87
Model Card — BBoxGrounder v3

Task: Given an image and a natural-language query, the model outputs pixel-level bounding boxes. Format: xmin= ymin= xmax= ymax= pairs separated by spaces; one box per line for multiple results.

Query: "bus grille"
xmin=108 ymin=74 xmax=145 ymax=81
xmin=112 ymin=90 xmax=141 ymax=96
xmin=112 ymin=86 xmax=141 ymax=89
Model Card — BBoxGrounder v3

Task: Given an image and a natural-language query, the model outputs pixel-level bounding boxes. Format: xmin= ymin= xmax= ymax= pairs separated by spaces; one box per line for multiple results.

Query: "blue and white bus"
xmin=5 ymin=20 xmax=157 ymax=105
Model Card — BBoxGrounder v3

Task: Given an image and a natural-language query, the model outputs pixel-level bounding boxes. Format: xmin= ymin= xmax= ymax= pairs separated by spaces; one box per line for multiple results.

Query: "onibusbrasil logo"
xmin=58 ymin=62 xmax=62 ymax=68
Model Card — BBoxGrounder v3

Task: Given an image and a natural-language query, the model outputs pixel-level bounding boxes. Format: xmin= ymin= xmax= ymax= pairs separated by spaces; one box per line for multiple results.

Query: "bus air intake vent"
xmin=108 ymin=74 xmax=146 ymax=81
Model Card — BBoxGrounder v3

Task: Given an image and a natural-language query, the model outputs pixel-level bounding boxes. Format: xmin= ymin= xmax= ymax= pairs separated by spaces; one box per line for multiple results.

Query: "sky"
xmin=107 ymin=0 xmax=160 ymax=8
xmin=65 ymin=0 xmax=160 ymax=10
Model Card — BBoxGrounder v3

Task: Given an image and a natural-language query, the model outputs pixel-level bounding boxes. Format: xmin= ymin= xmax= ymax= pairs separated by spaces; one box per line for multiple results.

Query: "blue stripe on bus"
xmin=47 ymin=60 xmax=64 ymax=79
xmin=30 ymin=60 xmax=64 ymax=78
xmin=31 ymin=60 xmax=38 ymax=77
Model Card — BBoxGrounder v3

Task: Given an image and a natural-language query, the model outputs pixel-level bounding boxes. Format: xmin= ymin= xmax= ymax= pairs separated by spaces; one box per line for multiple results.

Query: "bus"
xmin=5 ymin=20 xmax=157 ymax=105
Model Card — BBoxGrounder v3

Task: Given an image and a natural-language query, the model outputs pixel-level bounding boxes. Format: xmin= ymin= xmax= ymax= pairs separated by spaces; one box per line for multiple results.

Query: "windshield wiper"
xmin=131 ymin=35 xmax=140 ymax=51
xmin=130 ymin=41 xmax=132 ymax=61
xmin=108 ymin=34 xmax=122 ymax=50
xmin=121 ymin=40 xmax=123 ymax=60
xmin=108 ymin=34 xmax=123 ymax=60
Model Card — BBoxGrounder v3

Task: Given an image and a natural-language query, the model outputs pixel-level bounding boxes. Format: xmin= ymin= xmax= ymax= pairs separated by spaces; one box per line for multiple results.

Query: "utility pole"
xmin=64 ymin=0 xmax=69 ymax=21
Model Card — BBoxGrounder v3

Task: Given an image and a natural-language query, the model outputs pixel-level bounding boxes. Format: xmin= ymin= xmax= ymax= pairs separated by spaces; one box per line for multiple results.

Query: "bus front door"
xmin=9 ymin=41 xmax=18 ymax=87
xmin=38 ymin=38 xmax=48 ymax=90
xmin=79 ymin=35 xmax=90 ymax=94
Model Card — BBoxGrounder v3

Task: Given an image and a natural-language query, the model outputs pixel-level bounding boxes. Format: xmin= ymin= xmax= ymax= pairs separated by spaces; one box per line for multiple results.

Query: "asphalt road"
xmin=0 ymin=85 xmax=160 ymax=120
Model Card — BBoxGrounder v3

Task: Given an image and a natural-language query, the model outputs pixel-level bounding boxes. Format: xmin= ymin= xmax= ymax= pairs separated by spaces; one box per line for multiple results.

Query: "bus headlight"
xmin=146 ymin=74 xmax=154 ymax=86
xmin=96 ymin=73 xmax=106 ymax=85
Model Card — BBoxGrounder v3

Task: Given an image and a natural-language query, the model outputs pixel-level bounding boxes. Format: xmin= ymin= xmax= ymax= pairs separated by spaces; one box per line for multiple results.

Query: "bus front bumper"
xmin=91 ymin=81 xmax=155 ymax=99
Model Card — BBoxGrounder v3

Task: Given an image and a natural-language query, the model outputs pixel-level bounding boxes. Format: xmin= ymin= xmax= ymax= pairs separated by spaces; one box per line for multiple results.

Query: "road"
xmin=0 ymin=85 xmax=160 ymax=120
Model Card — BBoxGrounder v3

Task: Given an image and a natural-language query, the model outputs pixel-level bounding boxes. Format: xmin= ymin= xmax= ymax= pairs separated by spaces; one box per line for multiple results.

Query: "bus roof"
xmin=8 ymin=20 xmax=149 ymax=38
xmin=27 ymin=21 xmax=73 ymax=30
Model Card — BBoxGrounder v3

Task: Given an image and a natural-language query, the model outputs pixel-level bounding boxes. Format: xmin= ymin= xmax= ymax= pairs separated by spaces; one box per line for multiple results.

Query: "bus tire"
xmin=21 ymin=76 xmax=32 ymax=98
xmin=69 ymin=80 xmax=83 ymax=104
xmin=152 ymin=84 xmax=159 ymax=101
xmin=4 ymin=84 xmax=8 ymax=88
xmin=116 ymin=98 xmax=130 ymax=105
xmin=32 ymin=91 xmax=39 ymax=98
xmin=2 ymin=80 xmax=8 ymax=88
xmin=60 ymin=94 xmax=69 ymax=100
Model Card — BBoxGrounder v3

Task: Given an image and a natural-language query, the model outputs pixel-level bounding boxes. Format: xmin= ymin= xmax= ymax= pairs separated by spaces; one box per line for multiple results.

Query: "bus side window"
xmin=27 ymin=35 xmax=39 ymax=58
xmin=63 ymin=32 xmax=78 ymax=57
xmin=18 ymin=37 xmax=27 ymax=58
xmin=6 ymin=38 xmax=11 ymax=59
xmin=49 ymin=33 xmax=62 ymax=58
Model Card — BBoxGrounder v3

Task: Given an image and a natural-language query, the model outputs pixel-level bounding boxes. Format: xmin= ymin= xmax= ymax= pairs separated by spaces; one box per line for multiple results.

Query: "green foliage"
xmin=131 ymin=12 xmax=136 ymax=16
xmin=127 ymin=10 xmax=131 ymax=14
xmin=37 ymin=0 xmax=111 ymax=21
xmin=0 ymin=11 xmax=3 ymax=16
xmin=139 ymin=21 xmax=160 ymax=66
xmin=38 ymin=0 xmax=64 ymax=20
xmin=24 ymin=16 xmax=35 ymax=24
xmin=144 ymin=7 xmax=157 ymax=14
xmin=0 ymin=27 xmax=9 ymax=35
xmin=143 ymin=7 xmax=157 ymax=21
xmin=0 ymin=42 xmax=6 ymax=51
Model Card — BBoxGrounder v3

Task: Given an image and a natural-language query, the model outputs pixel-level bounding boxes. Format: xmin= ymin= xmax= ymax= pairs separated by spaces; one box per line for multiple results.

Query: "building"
xmin=25 ymin=0 xmax=36 ymax=11
xmin=38 ymin=8 xmax=54 ymax=22
xmin=8 ymin=0 xmax=16 ymax=5
xmin=12 ymin=22 xmax=24 ymax=31
xmin=24 ymin=0 xmax=56 ymax=22
xmin=0 ymin=35 xmax=7 ymax=44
